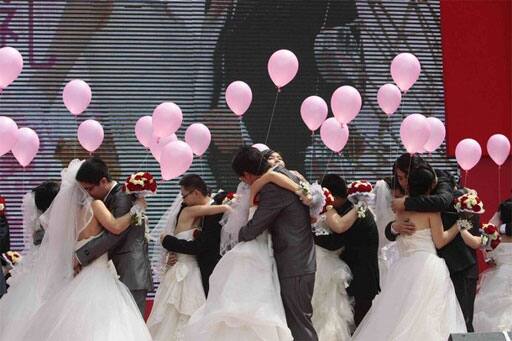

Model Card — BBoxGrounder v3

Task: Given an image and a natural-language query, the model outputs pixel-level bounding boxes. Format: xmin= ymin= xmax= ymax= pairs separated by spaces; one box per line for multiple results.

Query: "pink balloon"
xmin=185 ymin=123 xmax=211 ymax=156
xmin=135 ymin=116 xmax=153 ymax=148
xmin=424 ymin=117 xmax=446 ymax=153
xmin=77 ymin=119 xmax=104 ymax=153
xmin=377 ymin=84 xmax=402 ymax=116
xmin=226 ymin=81 xmax=252 ymax=116
xmin=11 ymin=128 xmax=39 ymax=167
xmin=252 ymin=143 xmax=269 ymax=152
xmin=331 ymin=86 xmax=362 ymax=125
xmin=455 ymin=138 xmax=482 ymax=171
xmin=300 ymin=96 xmax=328 ymax=131
xmin=160 ymin=141 xmax=194 ymax=180
xmin=400 ymin=114 xmax=430 ymax=154
xmin=487 ymin=134 xmax=510 ymax=166
xmin=320 ymin=118 xmax=350 ymax=153
xmin=62 ymin=79 xmax=92 ymax=116
xmin=267 ymin=49 xmax=299 ymax=88
xmin=0 ymin=116 xmax=18 ymax=156
xmin=149 ymin=133 xmax=178 ymax=163
xmin=390 ymin=53 xmax=421 ymax=92
xmin=0 ymin=47 xmax=23 ymax=89
xmin=152 ymin=102 xmax=182 ymax=138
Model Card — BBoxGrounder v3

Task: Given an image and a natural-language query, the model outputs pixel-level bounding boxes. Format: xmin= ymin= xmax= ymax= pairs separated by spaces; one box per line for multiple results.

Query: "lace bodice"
xmin=396 ymin=229 xmax=437 ymax=257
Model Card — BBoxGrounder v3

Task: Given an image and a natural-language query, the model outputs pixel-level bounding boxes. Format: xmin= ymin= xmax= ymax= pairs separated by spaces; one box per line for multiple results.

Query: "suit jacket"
xmin=315 ymin=200 xmax=380 ymax=300
xmin=385 ymin=169 xmax=476 ymax=274
xmin=161 ymin=192 xmax=227 ymax=296
xmin=238 ymin=167 xmax=316 ymax=279
xmin=75 ymin=183 xmax=153 ymax=291
xmin=0 ymin=214 xmax=9 ymax=297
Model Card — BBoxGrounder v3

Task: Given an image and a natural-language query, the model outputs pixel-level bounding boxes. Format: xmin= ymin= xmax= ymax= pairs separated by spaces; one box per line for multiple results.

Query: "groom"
xmin=73 ymin=156 xmax=153 ymax=315
xmin=233 ymin=146 xmax=318 ymax=341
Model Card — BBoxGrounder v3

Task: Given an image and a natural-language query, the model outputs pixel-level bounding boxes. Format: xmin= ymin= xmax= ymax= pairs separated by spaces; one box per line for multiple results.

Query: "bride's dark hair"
xmin=408 ymin=165 xmax=436 ymax=197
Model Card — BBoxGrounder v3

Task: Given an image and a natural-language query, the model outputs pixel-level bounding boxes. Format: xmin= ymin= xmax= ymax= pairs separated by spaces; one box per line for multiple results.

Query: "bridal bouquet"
xmin=454 ymin=190 xmax=485 ymax=231
xmin=347 ymin=180 xmax=375 ymax=218
xmin=122 ymin=171 xmax=157 ymax=226
xmin=222 ymin=192 xmax=238 ymax=206
xmin=1 ymin=251 xmax=22 ymax=268
xmin=311 ymin=186 xmax=336 ymax=236
xmin=480 ymin=223 xmax=501 ymax=251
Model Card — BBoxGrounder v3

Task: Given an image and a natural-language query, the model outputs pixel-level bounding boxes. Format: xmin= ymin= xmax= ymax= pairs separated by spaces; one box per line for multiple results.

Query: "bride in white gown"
xmin=352 ymin=166 xmax=467 ymax=341
xmin=21 ymin=159 xmax=152 ymax=341
xmin=184 ymin=182 xmax=293 ymax=341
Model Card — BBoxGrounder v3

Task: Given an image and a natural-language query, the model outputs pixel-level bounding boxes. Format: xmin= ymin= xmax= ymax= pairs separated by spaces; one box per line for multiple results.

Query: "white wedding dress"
xmin=184 ymin=184 xmax=292 ymax=341
xmin=312 ymin=245 xmax=353 ymax=341
xmin=352 ymin=229 xmax=466 ymax=341
xmin=147 ymin=229 xmax=206 ymax=341
xmin=22 ymin=233 xmax=152 ymax=341
xmin=473 ymin=243 xmax=512 ymax=332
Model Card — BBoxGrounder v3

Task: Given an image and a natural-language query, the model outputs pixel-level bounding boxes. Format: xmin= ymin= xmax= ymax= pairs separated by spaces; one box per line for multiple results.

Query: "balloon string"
xmin=320 ymin=152 xmax=334 ymax=185
xmin=264 ymin=89 xmax=280 ymax=145
xmin=498 ymin=166 xmax=501 ymax=203
xmin=138 ymin=149 xmax=150 ymax=170
xmin=239 ymin=117 xmax=244 ymax=145
xmin=310 ymin=132 xmax=314 ymax=182
xmin=464 ymin=170 xmax=468 ymax=187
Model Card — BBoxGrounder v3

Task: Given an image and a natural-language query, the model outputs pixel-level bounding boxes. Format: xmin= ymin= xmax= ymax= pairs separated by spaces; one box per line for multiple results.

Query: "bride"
xmin=351 ymin=165 xmax=467 ymax=340
xmin=21 ymin=159 xmax=152 ymax=341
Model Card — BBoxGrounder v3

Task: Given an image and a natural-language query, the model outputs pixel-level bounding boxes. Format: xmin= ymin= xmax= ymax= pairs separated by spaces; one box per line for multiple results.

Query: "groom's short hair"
xmin=321 ymin=174 xmax=347 ymax=198
xmin=76 ymin=156 xmax=111 ymax=184
xmin=179 ymin=174 xmax=208 ymax=196
xmin=231 ymin=146 xmax=270 ymax=177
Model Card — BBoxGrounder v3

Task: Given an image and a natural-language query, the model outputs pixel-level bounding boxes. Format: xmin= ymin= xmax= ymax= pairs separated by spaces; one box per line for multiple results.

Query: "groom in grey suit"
xmin=233 ymin=146 xmax=318 ymax=341
xmin=73 ymin=157 xmax=153 ymax=315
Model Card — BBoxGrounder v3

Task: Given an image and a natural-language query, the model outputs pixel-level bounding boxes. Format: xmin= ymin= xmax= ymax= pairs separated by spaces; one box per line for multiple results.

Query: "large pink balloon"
xmin=320 ymin=118 xmax=350 ymax=153
xmin=455 ymin=138 xmax=482 ymax=171
xmin=252 ymin=143 xmax=269 ymax=152
xmin=11 ymin=128 xmax=39 ymax=167
xmin=77 ymin=119 xmax=104 ymax=153
xmin=390 ymin=53 xmax=421 ymax=92
xmin=267 ymin=49 xmax=299 ymax=88
xmin=135 ymin=116 xmax=153 ymax=148
xmin=152 ymin=102 xmax=182 ymax=138
xmin=0 ymin=116 xmax=18 ymax=156
xmin=62 ymin=79 xmax=92 ymax=116
xmin=400 ymin=114 xmax=430 ymax=154
xmin=487 ymin=134 xmax=510 ymax=166
xmin=377 ymin=84 xmax=402 ymax=116
xmin=149 ymin=133 xmax=178 ymax=163
xmin=300 ymin=96 xmax=328 ymax=131
xmin=226 ymin=81 xmax=252 ymax=116
xmin=424 ymin=117 xmax=446 ymax=153
xmin=185 ymin=123 xmax=211 ymax=157
xmin=0 ymin=47 xmax=23 ymax=89
xmin=331 ymin=86 xmax=362 ymax=125
xmin=160 ymin=141 xmax=194 ymax=180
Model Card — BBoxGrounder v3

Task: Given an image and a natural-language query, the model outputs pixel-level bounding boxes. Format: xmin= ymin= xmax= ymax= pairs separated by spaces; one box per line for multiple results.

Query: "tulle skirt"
xmin=352 ymin=250 xmax=466 ymax=341
xmin=22 ymin=255 xmax=151 ymax=341
xmin=147 ymin=255 xmax=206 ymax=341
xmin=184 ymin=233 xmax=292 ymax=341
xmin=312 ymin=246 xmax=353 ymax=341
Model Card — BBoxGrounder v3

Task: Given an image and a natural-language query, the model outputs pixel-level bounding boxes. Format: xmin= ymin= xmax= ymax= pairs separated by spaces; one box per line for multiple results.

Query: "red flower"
xmin=122 ymin=172 xmax=157 ymax=195
xmin=226 ymin=192 xmax=235 ymax=200
xmin=0 ymin=196 xmax=5 ymax=216
xmin=484 ymin=224 xmax=497 ymax=235
xmin=473 ymin=205 xmax=481 ymax=212
xmin=193 ymin=229 xmax=202 ymax=240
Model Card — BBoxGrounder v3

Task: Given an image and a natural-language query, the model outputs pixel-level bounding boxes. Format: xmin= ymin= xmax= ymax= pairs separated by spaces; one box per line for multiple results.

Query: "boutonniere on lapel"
xmin=347 ymin=180 xmax=375 ymax=218
xmin=122 ymin=172 xmax=158 ymax=228
xmin=454 ymin=190 xmax=485 ymax=231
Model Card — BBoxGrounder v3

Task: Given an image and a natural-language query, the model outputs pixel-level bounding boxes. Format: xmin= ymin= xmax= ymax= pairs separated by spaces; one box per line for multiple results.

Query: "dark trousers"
xmin=280 ymin=273 xmax=318 ymax=341
xmin=0 ymin=274 xmax=6 ymax=298
xmin=450 ymin=268 xmax=477 ymax=332
xmin=353 ymin=297 xmax=373 ymax=327
xmin=131 ymin=289 xmax=148 ymax=317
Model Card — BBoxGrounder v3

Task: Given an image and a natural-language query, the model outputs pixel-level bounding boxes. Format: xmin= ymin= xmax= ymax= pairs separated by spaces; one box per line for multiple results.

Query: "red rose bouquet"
xmin=480 ymin=223 xmax=501 ymax=251
xmin=122 ymin=171 xmax=157 ymax=227
xmin=347 ymin=180 xmax=375 ymax=218
xmin=454 ymin=190 xmax=484 ymax=231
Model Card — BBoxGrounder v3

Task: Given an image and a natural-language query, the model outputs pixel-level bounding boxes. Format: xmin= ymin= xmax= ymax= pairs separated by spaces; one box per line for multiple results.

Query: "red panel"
xmin=440 ymin=0 xmax=511 ymax=156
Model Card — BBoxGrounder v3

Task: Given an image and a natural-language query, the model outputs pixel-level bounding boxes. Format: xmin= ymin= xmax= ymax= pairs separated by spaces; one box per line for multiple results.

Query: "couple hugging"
xmin=149 ymin=146 xmax=319 ymax=341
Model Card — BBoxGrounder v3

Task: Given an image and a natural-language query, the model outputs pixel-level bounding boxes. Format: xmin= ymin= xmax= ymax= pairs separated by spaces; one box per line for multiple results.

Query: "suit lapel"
xmin=104 ymin=183 xmax=122 ymax=210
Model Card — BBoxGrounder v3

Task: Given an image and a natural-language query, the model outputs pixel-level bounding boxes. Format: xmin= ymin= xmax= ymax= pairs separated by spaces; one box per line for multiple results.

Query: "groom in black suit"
xmin=233 ymin=146 xmax=318 ymax=341
xmin=385 ymin=154 xmax=477 ymax=332
xmin=161 ymin=174 xmax=227 ymax=297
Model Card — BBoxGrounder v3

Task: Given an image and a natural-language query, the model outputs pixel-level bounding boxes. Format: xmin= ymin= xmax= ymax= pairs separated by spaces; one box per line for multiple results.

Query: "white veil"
xmin=371 ymin=179 xmax=395 ymax=248
xmin=35 ymin=159 xmax=92 ymax=302
xmin=149 ymin=195 xmax=183 ymax=280
xmin=219 ymin=182 xmax=251 ymax=256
